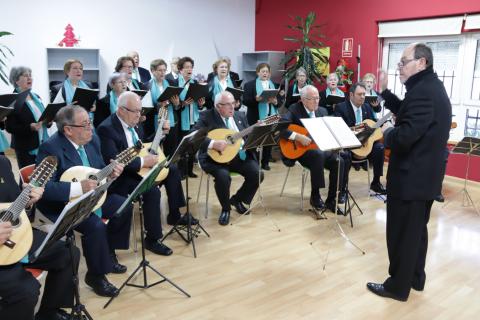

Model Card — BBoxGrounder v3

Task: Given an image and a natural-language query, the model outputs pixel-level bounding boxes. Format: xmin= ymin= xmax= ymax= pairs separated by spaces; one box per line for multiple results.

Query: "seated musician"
xmin=0 ymin=155 xmax=80 ymax=320
xmin=334 ymin=82 xmax=387 ymax=195
xmin=193 ymin=91 xmax=263 ymax=225
xmin=319 ymin=73 xmax=346 ymax=115
xmin=36 ymin=105 xmax=131 ymax=298
xmin=96 ymin=92 xmax=194 ymax=249
xmin=281 ymin=85 xmax=348 ymax=213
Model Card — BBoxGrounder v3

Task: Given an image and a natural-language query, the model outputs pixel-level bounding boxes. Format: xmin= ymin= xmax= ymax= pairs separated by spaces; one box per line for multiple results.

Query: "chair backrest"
xmin=20 ymin=164 xmax=35 ymax=185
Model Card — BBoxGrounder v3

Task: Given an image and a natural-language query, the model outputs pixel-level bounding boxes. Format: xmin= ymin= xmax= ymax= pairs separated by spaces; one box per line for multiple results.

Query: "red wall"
xmin=255 ymin=0 xmax=480 ymax=81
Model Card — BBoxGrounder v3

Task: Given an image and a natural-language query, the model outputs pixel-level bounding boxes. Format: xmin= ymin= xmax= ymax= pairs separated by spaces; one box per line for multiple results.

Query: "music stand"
xmin=443 ymin=137 xmax=480 ymax=215
xmin=231 ymin=121 xmax=290 ymax=229
xmin=104 ymin=161 xmax=190 ymax=309
xmin=31 ymin=182 xmax=111 ymax=320
xmin=161 ymin=128 xmax=210 ymax=258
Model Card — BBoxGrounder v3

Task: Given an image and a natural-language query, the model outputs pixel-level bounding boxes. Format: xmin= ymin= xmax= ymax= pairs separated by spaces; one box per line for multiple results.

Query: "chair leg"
xmin=366 ymin=159 xmax=371 ymax=197
xmin=132 ymin=209 xmax=137 ymax=253
xmin=301 ymin=169 xmax=308 ymax=211
xmin=205 ymin=174 xmax=210 ymax=219
xmin=196 ymin=170 xmax=204 ymax=203
xmin=280 ymin=167 xmax=291 ymax=197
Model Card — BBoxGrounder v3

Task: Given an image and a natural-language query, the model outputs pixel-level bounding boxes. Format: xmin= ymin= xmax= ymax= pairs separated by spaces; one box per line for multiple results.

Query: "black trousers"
xmin=158 ymin=163 xmax=186 ymax=219
xmin=383 ymin=198 xmax=433 ymax=299
xmin=14 ymin=149 xmax=36 ymax=170
xmin=202 ymin=154 xmax=263 ymax=211
xmin=0 ymin=229 xmax=80 ymax=320
xmin=179 ymin=130 xmax=195 ymax=176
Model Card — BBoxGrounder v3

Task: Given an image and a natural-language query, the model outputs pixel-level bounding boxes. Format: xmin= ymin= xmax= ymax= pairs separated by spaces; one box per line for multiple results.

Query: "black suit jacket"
xmin=192 ymin=108 xmax=252 ymax=168
xmin=206 ymin=71 xmax=240 ymax=84
xmin=334 ymin=99 xmax=376 ymax=127
xmin=243 ymin=79 xmax=282 ymax=125
xmin=96 ymin=114 xmax=144 ymax=195
xmin=280 ymin=102 xmax=328 ymax=140
xmin=165 ymin=72 xmax=178 ymax=83
xmin=381 ymin=68 xmax=451 ymax=201
xmin=0 ymin=155 xmax=21 ymax=202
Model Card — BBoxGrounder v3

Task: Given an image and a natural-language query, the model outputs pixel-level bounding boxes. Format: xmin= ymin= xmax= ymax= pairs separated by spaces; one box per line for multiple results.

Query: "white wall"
xmin=1 ymin=0 xmax=255 ymax=100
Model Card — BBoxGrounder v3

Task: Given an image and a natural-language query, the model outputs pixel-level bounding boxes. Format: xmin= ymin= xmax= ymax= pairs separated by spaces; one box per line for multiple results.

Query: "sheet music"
xmin=301 ymin=118 xmax=339 ymax=151
xmin=323 ymin=117 xmax=361 ymax=149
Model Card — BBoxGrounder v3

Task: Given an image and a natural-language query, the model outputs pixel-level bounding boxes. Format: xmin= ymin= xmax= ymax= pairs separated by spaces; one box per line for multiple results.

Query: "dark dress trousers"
xmin=36 ymin=132 xmax=132 ymax=275
xmin=193 ymin=109 xmax=263 ymax=211
xmin=380 ymin=67 xmax=452 ymax=299
xmin=334 ymin=99 xmax=385 ymax=180
xmin=281 ymin=102 xmax=346 ymax=200
xmin=0 ymin=155 xmax=80 ymax=320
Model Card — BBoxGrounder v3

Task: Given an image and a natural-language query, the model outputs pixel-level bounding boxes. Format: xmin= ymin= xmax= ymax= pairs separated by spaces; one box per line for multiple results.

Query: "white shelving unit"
xmin=241 ymin=51 xmax=285 ymax=84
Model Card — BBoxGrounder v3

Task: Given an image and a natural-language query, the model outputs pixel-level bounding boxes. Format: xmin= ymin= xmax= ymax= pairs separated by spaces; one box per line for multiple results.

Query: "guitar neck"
xmin=95 ymin=162 xmax=115 ymax=181
xmin=372 ymin=112 xmax=392 ymax=129
xmin=1 ymin=185 xmax=32 ymax=223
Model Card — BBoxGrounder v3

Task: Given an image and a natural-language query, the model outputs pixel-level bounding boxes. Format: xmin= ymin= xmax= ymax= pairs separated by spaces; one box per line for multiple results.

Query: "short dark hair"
xmin=55 ymin=105 xmax=84 ymax=133
xmin=177 ymin=56 xmax=194 ymax=71
xmin=413 ymin=43 xmax=434 ymax=69
xmin=150 ymin=59 xmax=167 ymax=72
xmin=256 ymin=63 xmax=270 ymax=73
xmin=115 ymin=56 xmax=135 ymax=72
xmin=349 ymin=82 xmax=366 ymax=94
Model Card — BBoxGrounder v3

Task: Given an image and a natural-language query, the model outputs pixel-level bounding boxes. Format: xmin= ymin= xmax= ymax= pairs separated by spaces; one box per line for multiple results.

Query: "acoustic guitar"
xmin=139 ymin=105 xmax=170 ymax=182
xmin=0 ymin=156 xmax=57 ymax=266
xmin=279 ymin=124 xmax=318 ymax=159
xmin=351 ymin=112 xmax=392 ymax=159
xmin=60 ymin=144 xmax=142 ymax=211
xmin=207 ymin=114 xmax=281 ymax=163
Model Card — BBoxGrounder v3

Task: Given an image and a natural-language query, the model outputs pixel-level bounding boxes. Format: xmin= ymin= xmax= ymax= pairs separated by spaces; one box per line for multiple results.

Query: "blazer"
xmin=96 ymin=113 xmax=144 ymax=195
xmin=381 ymin=67 xmax=451 ymax=201
xmin=334 ymin=99 xmax=377 ymax=127
xmin=0 ymin=155 xmax=21 ymax=202
xmin=243 ymin=79 xmax=282 ymax=125
xmin=206 ymin=71 xmax=240 ymax=84
xmin=36 ymin=132 xmax=105 ymax=220
xmin=280 ymin=101 xmax=328 ymax=140
xmin=165 ymin=72 xmax=179 ymax=83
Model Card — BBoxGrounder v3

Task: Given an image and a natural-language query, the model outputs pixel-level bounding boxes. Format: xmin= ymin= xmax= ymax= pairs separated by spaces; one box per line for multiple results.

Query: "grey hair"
xmin=413 ymin=43 xmax=434 ymax=69
xmin=55 ymin=105 xmax=85 ymax=133
xmin=117 ymin=91 xmax=138 ymax=112
xmin=327 ymin=72 xmax=339 ymax=81
xmin=214 ymin=91 xmax=234 ymax=107
xmin=9 ymin=66 xmax=32 ymax=86
xmin=299 ymin=84 xmax=318 ymax=99
xmin=295 ymin=67 xmax=307 ymax=77
xmin=108 ymin=72 xmax=126 ymax=87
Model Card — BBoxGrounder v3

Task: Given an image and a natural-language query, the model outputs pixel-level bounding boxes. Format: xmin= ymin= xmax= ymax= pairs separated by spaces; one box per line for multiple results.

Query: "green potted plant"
xmin=281 ymin=12 xmax=329 ymax=84
xmin=0 ymin=31 xmax=14 ymax=85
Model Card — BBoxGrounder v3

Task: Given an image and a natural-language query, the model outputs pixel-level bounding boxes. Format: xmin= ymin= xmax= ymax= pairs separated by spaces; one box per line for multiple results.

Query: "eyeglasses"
xmin=304 ymin=96 xmax=320 ymax=101
xmin=397 ymin=58 xmax=418 ymax=68
xmin=122 ymin=106 xmax=141 ymax=114
xmin=218 ymin=102 xmax=235 ymax=107
xmin=122 ymin=65 xmax=134 ymax=70
xmin=67 ymin=121 xmax=92 ymax=130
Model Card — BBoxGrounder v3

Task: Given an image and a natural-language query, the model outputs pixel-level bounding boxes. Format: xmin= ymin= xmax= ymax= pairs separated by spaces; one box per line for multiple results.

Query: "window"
xmin=471 ymin=40 xmax=480 ymax=101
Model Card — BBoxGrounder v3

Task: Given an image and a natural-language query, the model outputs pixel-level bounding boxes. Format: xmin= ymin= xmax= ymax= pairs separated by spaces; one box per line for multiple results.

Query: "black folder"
xmin=325 ymin=95 xmax=345 ymax=105
xmin=234 ymin=79 xmax=243 ymax=88
xmin=158 ymin=86 xmax=183 ymax=102
xmin=131 ymin=89 xmax=148 ymax=98
xmin=72 ymin=87 xmax=99 ymax=111
xmin=365 ymin=95 xmax=378 ymax=104
xmin=142 ymin=107 xmax=154 ymax=116
xmin=0 ymin=106 xmax=14 ymax=121
xmin=38 ymin=102 xmax=66 ymax=123
xmin=226 ymin=87 xmax=244 ymax=101
xmin=185 ymin=83 xmax=209 ymax=101
xmin=259 ymin=89 xmax=279 ymax=102
xmin=1 ymin=90 xmax=30 ymax=109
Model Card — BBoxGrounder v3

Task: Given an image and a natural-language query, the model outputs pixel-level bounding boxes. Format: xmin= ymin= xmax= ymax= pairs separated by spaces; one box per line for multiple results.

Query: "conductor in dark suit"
xmin=281 ymin=85 xmax=346 ymax=214
xmin=193 ymin=91 xmax=263 ymax=226
xmin=36 ymin=106 xmax=131 ymax=298
xmin=366 ymin=43 xmax=452 ymax=301
xmin=334 ymin=83 xmax=387 ymax=195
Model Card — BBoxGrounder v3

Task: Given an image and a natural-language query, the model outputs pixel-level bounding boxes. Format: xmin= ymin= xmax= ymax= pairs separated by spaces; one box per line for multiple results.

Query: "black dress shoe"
xmin=352 ymin=163 xmax=361 ymax=171
xmin=325 ymin=198 xmax=345 ymax=216
xmin=261 ymin=164 xmax=271 ymax=171
xmin=35 ymin=309 xmax=73 ymax=320
xmin=434 ymin=194 xmax=445 ymax=202
xmin=370 ymin=182 xmax=387 ymax=195
xmin=361 ymin=162 xmax=368 ymax=171
xmin=85 ymin=273 xmax=119 ymax=297
xmin=338 ymin=192 xmax=347 ymax=204
xmin=188 ymin=172 xmax=198 ymax=178
xmin=230 ymin=198 xmax=249 ymax=215
xmin=110 ymin=254 xmax=127 ymax=274
xmin=366 ymin=282 xmax=407 ymax=301
xmin=168 ymin=213 xmax=199 ymax=226
xmin=145 ymin=240 xmax=173 ymax=256
xmin=309 ymin=197 xmax=325 ymax=210
xmin=218 ymin=210 xmax=230 ymax=225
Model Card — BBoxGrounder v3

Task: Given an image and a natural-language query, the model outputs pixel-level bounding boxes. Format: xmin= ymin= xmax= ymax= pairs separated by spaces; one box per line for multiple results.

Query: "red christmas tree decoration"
xmin=58 ymin=24 xmax=79 ymax=47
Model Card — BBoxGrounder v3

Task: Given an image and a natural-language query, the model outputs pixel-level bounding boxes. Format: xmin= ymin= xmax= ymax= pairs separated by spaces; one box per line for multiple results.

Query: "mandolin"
xmin=0 ymin=156 xmax=57 ymax=265
xmin=207 ymin=114 xmax=281 ymax=163
xmin=138 ymin=105 xmax=170 ymax=182
xmin=60 ymin=144 xmax=142 ymax=211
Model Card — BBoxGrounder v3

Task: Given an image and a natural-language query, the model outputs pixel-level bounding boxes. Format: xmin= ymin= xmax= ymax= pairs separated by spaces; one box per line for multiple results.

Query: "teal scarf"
xmin=64 ymin=79 xmax=89 ymax=104
xmin=131 ymin=79 xmax=141 ymax=90
xmin=212 ymin=76 xmax=234 ymax=99
xmin=326 ymin=87 xmax=345 ymax=97
xmin=178 ymin=75 xmax=199 ymax=131
xmin=109 ymin=92 xmax=118 ymax=115
xmin=255 ymin=77 xmax=276 ymax=120
xmin=149 ymin=78 xmax=175 ymax=129
xmin=0 ymin=130 xmax=8 ymax=153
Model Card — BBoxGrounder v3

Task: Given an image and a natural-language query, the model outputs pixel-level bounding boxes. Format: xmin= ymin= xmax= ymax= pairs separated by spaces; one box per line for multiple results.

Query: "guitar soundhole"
xmin=0 ymin=210 xmax=21 ymax=228
xmin=88 ymin=174 xmax=98 ymax=181
xmin=226 ymin=135 xmax=235 ymax=145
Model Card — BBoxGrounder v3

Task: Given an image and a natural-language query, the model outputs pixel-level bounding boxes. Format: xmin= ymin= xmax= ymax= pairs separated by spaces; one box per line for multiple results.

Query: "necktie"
xmin=355 ymin=108 xmax=362 ymax=125
xmin=224 ymin=117 xmax=230 ymax=128
xmin=309 ymin=111 xmax=315 ymax=118
xmin=128 ymin=127 xmax=139 ymax=145
xmin=77 ymin=146 xmax=90 ymax=166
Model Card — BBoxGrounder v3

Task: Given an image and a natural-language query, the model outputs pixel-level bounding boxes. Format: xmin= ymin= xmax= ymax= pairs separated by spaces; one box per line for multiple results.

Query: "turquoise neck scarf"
xmin=109 ymin=91 xmax=119 ymax=115
xmin=64 ymin=79 xmax=88 ymax=104
xmin=178 ymin=75 xmax=199 ymax=131
xmin=23 ymin=91 xmax=48 ymax=155
xmin=131 ymin=79 xmax=141 ymax=90
xmin=326 ymin=87 xmax=345 ymax=97
xmin=213 ymin=76 xmax=234 ymax=98
xmin=255 ymin=77 xmax=276 ymax=120
xmin=0 ymin=131 xmax=8 ymax=153
xmin=149 ymin=78 xmax=175 ymax=129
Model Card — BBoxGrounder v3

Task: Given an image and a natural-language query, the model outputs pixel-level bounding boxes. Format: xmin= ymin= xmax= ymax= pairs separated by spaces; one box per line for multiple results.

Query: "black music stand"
xmin=161 ymin=128 xmax=209 ymax=258
xmin=31 ymin=182 xmax=111 ymax=320
xmin=104 ymin=161 xmax=190 ymax=309
xmin=231 ymin=121 xmax=290 ymax=228
xmin=444 ymin=137 xmax=480 ymax=215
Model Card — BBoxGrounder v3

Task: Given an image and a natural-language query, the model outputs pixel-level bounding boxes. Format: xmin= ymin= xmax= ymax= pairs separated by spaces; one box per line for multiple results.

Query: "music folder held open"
xmin=158 ymin=86 xmax=183 ymax=102
xmin=72 ymin=87 xmax=99 ymax=111
xmin=185 ymin=83 xmax=209 ymax=101
xmin=301 ymin=116 xmax=361 ymax=151
xmin=226 ymin=87 xmax=244 ymax=101
xmin=259 ymin=89 xmax=279 ymax=102
xmin=38 ymin=102 xmax=66 ymax=123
